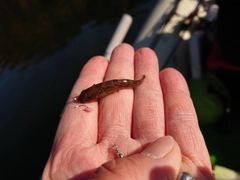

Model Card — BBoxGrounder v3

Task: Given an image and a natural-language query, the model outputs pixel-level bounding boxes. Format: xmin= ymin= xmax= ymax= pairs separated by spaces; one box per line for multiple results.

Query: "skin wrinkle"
xmin=133 ymin=85 xmax=164 ymax=139
xmin=99 ymin=102 xmax=132 ymax=137
xmin=187 ymin=129 xmax=210 ymax=166
xmin=167 ymin=121 xmax=195 ymax=153
xmin=137 ymin=83 xmax=162 ymax=99
xmin=98 ymin=83 xmax=134 ymax=141
xmin=57 ymin=120 xmax=96 ymax=148
xmin=63 ymin=145 xmax=106 ymax=178
xmin=169 ymin=116 xmax=209 ymax=167
xmin=134 ymin=102 xmax=162 ymax=137
xmin=49 ymin=147 xmax=73 ymax=179
xmin=100 ymin=125 xmax=130 ymax=142
xmin=166 ymin=95 xmax=198 ymax=126
xmin=164 ymin=87 xmax=189 ymax=96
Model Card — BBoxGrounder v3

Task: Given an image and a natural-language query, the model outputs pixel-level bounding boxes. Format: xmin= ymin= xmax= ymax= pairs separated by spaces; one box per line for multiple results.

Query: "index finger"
xmin=54 ymin=56 xmax=108 ymax=149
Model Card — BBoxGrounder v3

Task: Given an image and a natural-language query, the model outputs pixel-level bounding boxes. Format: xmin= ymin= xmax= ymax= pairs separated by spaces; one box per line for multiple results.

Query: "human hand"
xmin=42 ymin=43 xmax=214 ymax=180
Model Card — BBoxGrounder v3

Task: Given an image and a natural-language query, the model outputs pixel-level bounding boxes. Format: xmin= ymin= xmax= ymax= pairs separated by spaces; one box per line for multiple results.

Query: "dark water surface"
xmin=0 ymin=0 xmax=157 ymax=178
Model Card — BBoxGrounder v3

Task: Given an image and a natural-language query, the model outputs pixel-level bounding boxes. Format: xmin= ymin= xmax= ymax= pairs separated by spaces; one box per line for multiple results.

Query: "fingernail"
xmin=142 ymin=136 xmax=174 ymax=159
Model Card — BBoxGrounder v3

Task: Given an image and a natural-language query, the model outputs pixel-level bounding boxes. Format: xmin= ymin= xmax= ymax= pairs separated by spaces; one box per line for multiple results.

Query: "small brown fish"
xmin=78 ymin=75 xmax=145 ymax=103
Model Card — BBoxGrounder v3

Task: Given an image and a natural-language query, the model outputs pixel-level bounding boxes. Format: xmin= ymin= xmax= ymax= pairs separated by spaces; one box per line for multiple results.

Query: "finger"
xmin=160 ymin=68 xmax=213 ymax=174
xmin=98 ymin=43 xmax=135 ymax=143
xmin=88 ymin=136 xmax=182 ymax=180
xmin=132 ymin=47 xmax=164 ymax=142
xmin=54 ymin=56 xmax=108 ymax=149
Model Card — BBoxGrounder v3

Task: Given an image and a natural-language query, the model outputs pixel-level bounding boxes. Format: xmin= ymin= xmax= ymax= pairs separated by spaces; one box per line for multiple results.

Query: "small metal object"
xmin=74 ymin=104 xmax=93 ymax=112
xmin=112 ymin=144 xmax=124 ymax=158
xmin=73 ymin=98 xmax=93 ymax=112
xmin=180 ymin=172 xmax=194 ymax=180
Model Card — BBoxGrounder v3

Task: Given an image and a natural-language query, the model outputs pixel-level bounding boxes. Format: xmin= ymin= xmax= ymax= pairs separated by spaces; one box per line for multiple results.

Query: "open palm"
xmin=42 ymin=44 xmax=213 ymax=180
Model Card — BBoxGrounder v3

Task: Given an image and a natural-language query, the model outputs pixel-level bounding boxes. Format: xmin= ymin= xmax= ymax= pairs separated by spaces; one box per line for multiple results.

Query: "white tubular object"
xmin=133 ymin=0 xmax=178 ymax=49
xmin=104 ymin=13 xmax=133 ymax=60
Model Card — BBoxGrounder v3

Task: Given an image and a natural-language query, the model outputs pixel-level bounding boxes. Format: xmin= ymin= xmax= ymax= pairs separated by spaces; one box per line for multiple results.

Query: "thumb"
xmin=88 ymin=136 xmax=182 ymax=180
